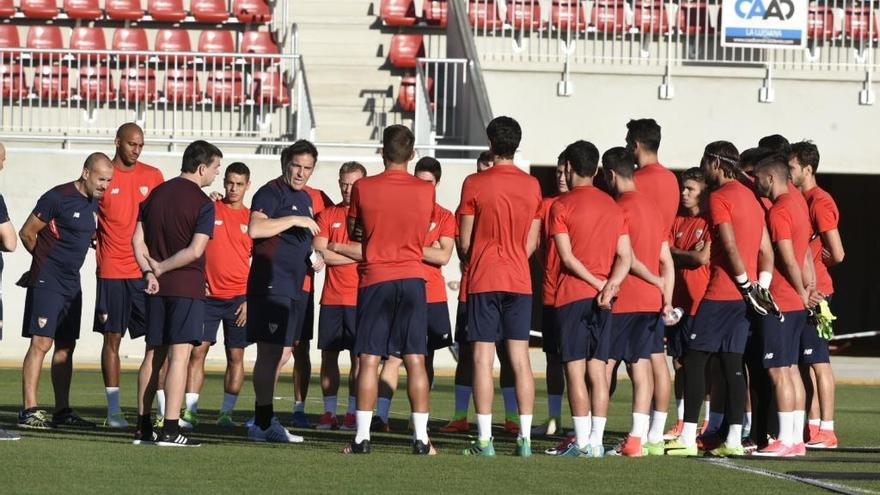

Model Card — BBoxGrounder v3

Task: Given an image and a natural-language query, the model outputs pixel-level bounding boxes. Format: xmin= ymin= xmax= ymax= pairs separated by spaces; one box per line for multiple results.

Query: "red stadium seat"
xmin=507 ymin=0 xmax=542 ymax=29
xmin=191 ymin=0 xmax=230 ymax=23
xmin=380 ymin=0 xmax=418 ymax=27
xmin=240 ymin=30 xmax=279 ymax=55
xmin=0 ymin=0 xmax=15 ymax=18
xmin=807 ymin=5 xmax=839 ymax=39
xmin=163 ymin=68 xmax=202 ymax=104
xmin=112 ymin=28 xmax=149 ymax=64
xmin=634 ymin=1 xmax=670 ymax=35
xmin=198 ymin=30 xmax=235 ymax=66
xmin=33 ymin=65 xmax=70 ymax=100
xmin=552 ymin=0 xmax=587 ymax=32
xmin=233 ymin=0 xmax=272 ymax=23
xmin=65 ymin=0 xmax=103 ymax=20
xmin=149 ymin=0 xmax=186 ymax=21
xmin=155 ymin=29 xmax=192 ymax=64
xmin=27 ymin=25 xmax=64 ymax=62
xmin=0 ymin=25 xmax=20 ymax=59
xmin=107 ymin=0 xmax=144 ymax=20
xmin=206 ymin=70 xmax=244 ymax=105
xmin=252 ymin=70 xmax=288 ymax=105
xmin=423 ymin=0 xmax=448 ymax=27
xmin=468 ymin=1 xmax=503 ymax=29
xmin=388 ymin=34 xmax=423 ymax=69
xmin=22 ymin=0 xmax=59 ymax=19
xmin=70 ymin=27 xmax=108 ymax=62
xmin=119 ymin=67 xmax=156 ymax=101
xmin=845 ymin=6 xmax=879 ymax=41
xmin=677 ymin=2 xmax=712 ymax=34
xmin=591 ymin=0 xmax=630 ymax=33
xmin=398 ymin=75 xmax=433 ymax=112
xmin=0 ymin=64 xmax=27 ymax=99
xmin=79 ymin=66 xmax=116 ymax=101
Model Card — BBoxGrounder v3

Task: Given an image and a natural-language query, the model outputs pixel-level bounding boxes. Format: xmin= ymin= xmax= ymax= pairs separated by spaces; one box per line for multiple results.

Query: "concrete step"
xmin=293 ymin=0 xmax=377 ymax=18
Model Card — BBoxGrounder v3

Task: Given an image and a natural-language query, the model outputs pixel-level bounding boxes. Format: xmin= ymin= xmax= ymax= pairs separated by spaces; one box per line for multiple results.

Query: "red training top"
xmin=316 ymin=204 xmax=358 ymax=306
xmin=614 ymin=190 xmax=665 ymax=314
xmin=634 ymin=162 xmax=679 ymax=240
xmin=803 ymin=186 xmax=839 ymax=296
xmin=671 ymin=214 xmax=711 ymax=315
xmin=424 ymin=203 xmax=455 ymax=303
xmin=768 ymin=192 xmax=812 ymax=312
xmin=540 ymin=196 xmax=561 ymax=306
xmin=205 ymin=200 xmax=252 ymax=299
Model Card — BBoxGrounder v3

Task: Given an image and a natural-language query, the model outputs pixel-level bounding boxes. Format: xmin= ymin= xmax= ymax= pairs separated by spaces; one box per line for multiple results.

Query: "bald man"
xmin=18 ymin=153 xmax=114 ymax=430
xmin=0 ymin=143 xmax=19 ymax=440
xmin=93 ymin=123 xmax=164 ymax=428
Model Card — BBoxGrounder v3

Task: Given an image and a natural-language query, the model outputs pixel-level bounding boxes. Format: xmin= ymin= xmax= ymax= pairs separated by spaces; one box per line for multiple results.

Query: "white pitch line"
xmin=697 ymin=457 xmax=878 ymax=495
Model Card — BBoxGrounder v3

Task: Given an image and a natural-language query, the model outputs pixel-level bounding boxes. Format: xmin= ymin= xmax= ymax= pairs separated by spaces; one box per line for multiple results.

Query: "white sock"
xmin=702 ymin=400 xmax=710 ymax=421
xmin=220 ymin=392 xmax=238 ymax=413
xmin=323 ymin=395 xmax=338 ymax=415
xmin=707 ymin=411 xmax=724 ymax=433
xmin=743 ymin=412 xmax=752 ymax=432
xmin=346 ymin=396 xmax=357 ymax=415
xmin=376 ymin=397 xmax=392 ymax=422
xmin=548 ymin=394 xmax=563 ymax=419
xmin=412 ymin=412 xmax=429 ymax=443
xmin=778 ymin=411 xmax=794 ymax=446
xmin=808 ymin=418 xmax=821 ymax=427
xmin=294 ymin=401 xmax=305 ymax=413
xmin=573 ymin=416 xmax=590 ymax=448
xmin=519 ymin=414 xmax=533 ymax=441
xmin=156 ymin=390 xmax=166 ymax=417
xmin=647 ymin=410 xmax=668 ymax=444
xmin=355 ymin=410 xmax=372 ymax=443
xmin=676 ymin=399 xmax=684 ymax=421
xmin=589 ymin=416 xmax=607 ymax=447
xmin=793 ymin=410 xmax=805 ymax=444
xmin=630 ymin=412 xmax=650 ymax=439
xmin=820 ymin=420 xmax=834 ymax=431
xmin=681 ymin=422 xmax=698 ymax=447
xmin=185 ymin=393 xmax=199 ymax=413
xmin=726 ymin=424 xmax=743 ymax=448
xmin=501 ymin=387 xmax=518 ymax=416
xmin=476 ymin=413 xmax=492 ymax=441
xmin=105 ymin=387 xmax=121 ymax=415
xmin=453 ymin=385 xmax=472 ymax=418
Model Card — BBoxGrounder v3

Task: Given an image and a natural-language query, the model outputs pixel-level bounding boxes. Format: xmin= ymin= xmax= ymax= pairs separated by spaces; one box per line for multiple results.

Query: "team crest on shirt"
xmin=429 ymin=222 xmax=437 ymax=231
xmin=309 ymin=207 xmax=314 ymax=216
xmin=240 ymin=224 xmax=248 ymax=233
xmin=215 ymin=220 xmax=224 ymax=226
xmin=694 ymin=229 xmax=704 ymax=238
xmin=99 ymin=313 xmax=109 ymax=323
xmin=268 ymin=323 xmax=278 ymax=334
xmin=139 ymin=186 xmax=149 ymax=196
xmin=37 ymin=317 xmax=47 ymax=328
xmin=675 ymin=231 xmax=683 ymax=239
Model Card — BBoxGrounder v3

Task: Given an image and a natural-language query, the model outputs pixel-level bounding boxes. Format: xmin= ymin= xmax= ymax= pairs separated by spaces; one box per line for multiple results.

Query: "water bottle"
xmin=663 ymin=307 xmax=684 ymax=326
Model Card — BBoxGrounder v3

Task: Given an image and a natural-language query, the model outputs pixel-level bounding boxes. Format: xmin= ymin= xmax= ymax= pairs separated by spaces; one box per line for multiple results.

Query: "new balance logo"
xmin=73 ymin=212 xmax=80 ymax=218
xmin=764 ymin=353 xmax=774 ymax=360
xmin=331 ymin=222 xmax=342 ymax=228
xmin=215 ymin=220 xmax=224 ymax=226
xmin=111 ymin=188 xmax=120 ymax=195
xmin=803 ymin=349 xmax=814 ymax=355
xmin=291 ymin=205 xmax=298 ymax=211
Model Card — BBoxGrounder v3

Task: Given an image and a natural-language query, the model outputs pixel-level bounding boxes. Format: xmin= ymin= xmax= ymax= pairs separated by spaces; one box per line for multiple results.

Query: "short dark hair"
xmin=758 ymin=134 xmax=791 ymax=156
xmin=625 ymin=118 xmax=661 ymax=152
xmin=789 ymin=140 xmax=820 ymax=173
xmin=477 ymin=150 xmax=494 ymax=167
xmin=339 ymin=161 xmax=367 ymax=177
xmin=225 ymin=162 xmax=250 ymax=181
xmin=486 ymin=116 xmax=521 ymax=159
xmin=681 ymin=167 xmax=706 ymax=185
xmin=754 ymin=153 xmax=790 ymax=182
xmin=414 ymin=156 xmax=442 ymax=183
xmin=84 ymin=152 xmax=111 ymax=170
xmin=182 ymin=140 xmax=223 ymax=174
xmin=281 ymin=139 xmax=318 ymax=168
xmin=382 ymin=125 xmax=415 ymax=164
xmin=739 ymin=146 xmax=772 ymax=169
xmin=563 ymin=140 xmax=600 ymax=178
xmin=601 ymin=146 xmax=635 ymax=179
xmin=702 ymin=141 xmax=740 ymax=179
xmin=556 ymin=151 xmax=566 ymax=167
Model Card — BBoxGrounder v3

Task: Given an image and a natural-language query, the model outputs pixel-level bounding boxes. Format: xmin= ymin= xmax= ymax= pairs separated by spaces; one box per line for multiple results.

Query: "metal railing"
xmin=415 ymin=58 xmax=470 ymax=150
xmin=0 ymin=46 xmax=315 ymax=146
xmin=464 ymin=0 xmax=878 ymax=72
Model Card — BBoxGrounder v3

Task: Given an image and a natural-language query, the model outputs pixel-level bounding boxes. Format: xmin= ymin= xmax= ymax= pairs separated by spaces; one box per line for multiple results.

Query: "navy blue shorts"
xmin=541 ymin=305 xmax=559 ymax=354
xmin=427 ymin=302 xmax=452 ymax=351
xmin=454 ymin=301 xmax=468 ymax=343
xmin=556 ymin=298 xmax=611 ymax=363
xmin=665 ymin=314 xmax=693 ymax=358
xmin=799 ymin=322 xmax=831 ymax=364
xmin=318 ymin=304 xmax=357 ymax=351
xmin=466 ymin=292 xmax=532 ymax=342
xmin=145 ymin=295 xmax=205 ymax=346
xmin=93 ymin=277 xmax=147 ymax=338
xmin=354 ymin=278 xmax=427 ymax=358
xmin=758 ymin=310 xmax=807 ymax=368
xmin=22 ymin=288 xmax=82 ymax=341
xmin=298 ymin=290 xmax=315 ymax=344
xmin=247 ymin=294 xmax=304 ymax=347
xmin=610 ymin=312 xmax=662 ymax=364
xmin=203 ymin=295 xmax=249 ymax=348
xmin=689 ymin=299 xmax=750 ymax=355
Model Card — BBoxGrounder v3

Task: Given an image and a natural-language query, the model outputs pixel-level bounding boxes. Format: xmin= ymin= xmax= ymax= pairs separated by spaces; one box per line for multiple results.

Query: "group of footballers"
xmin=0 ymin=116 xmax=843 ymax=458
